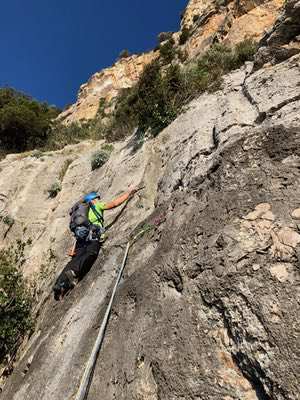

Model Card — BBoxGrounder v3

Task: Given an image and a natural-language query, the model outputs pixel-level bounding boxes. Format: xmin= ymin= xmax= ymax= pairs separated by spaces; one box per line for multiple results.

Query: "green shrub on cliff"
xmin=109 ymin=61 xmax=183 ymax=140
xmin=159 ymin=38 xmax=176 ymax=64
xmin=157 ymin=31 xmax=174 ymax=43
xmin=179 ymin=25 xmax=191 ymax=45
xmin=0 ymin=40 xmax=257 ymax=153
xmin=107 ymin=39 xmax=256 ymax=141
xmin=91 ymin=150 xmax=110 ymax=171
xmin=235 ymin=38 xmax=257 ymax=63
xmin=185 ymin=39 xmax=257 ymax=94
xmin=46 ymin=120 xmax=91 ymax=150
xmin=0 ymin=88 xmax=60 ymax=153
xmin=47 ymin=181 xmax=62 ymax=198
xmin=0 ymin=242 xmax=33 ymax=368
xmin=118 ymin=49 xmax=131 ymax=59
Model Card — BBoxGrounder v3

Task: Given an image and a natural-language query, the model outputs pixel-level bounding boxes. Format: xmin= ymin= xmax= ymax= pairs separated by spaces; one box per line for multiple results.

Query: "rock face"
xmin=181 ymin=0 xmax=212 ymax=27
xmin=183 ymin=0 xmax=284 ymax=59
xmin=261 ymin=0 xmax=300 ymax=47
xmin=255 ymin=0 xmax=300 ymax=68
xmin=1 ymin=41 xmax=300 ymax=400
xmin=58 ymin=51 xmax=157 ymax=124
xmin=58 ymin=0 xmax=284 ymax=125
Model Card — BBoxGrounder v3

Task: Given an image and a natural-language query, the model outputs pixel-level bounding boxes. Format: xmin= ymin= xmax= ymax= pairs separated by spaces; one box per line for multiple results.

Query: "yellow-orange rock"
xmin=59 ymin=51 xmax=158 ymax=124
xmin=225 ymin=0 xmax=284 ymax=45
xmin=58 ymin=0 xmax=284 ymax=124
xmin=185 ymin=13 xmax=227 ymax=58
xmin=183 ymin=0 xmax=284 ymax=59
xmin=181 ymin=0 xmax=213 ymax=28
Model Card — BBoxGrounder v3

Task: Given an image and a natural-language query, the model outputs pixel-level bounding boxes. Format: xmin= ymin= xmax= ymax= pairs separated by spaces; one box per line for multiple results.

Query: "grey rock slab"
xmin=245 ymin=54 xmax=300 ymax=116
xmin=1 ymin=48 xmax=300 ymax=400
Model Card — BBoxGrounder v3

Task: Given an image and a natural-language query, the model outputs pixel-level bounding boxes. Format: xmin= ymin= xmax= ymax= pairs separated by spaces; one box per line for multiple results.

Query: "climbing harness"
xmin=73 ymin=228 xmax=146 ymax=400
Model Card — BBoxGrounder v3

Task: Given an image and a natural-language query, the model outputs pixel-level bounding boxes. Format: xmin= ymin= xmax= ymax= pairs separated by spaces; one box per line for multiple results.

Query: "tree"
xmin=0 ymin=88 xmax=60 ymax=152
xmin=118 ymin=49 xmax=131 ymax=60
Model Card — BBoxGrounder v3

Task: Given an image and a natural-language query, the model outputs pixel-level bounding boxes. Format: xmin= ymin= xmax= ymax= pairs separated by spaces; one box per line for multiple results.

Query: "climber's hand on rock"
xmin=128 ymin=187 xmax=138 ymax=197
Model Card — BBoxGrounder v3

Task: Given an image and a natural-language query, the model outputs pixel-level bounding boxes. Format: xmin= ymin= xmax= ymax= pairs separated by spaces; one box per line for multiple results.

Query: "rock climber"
xmin=53 ymin=188 xmax=136 ymax=300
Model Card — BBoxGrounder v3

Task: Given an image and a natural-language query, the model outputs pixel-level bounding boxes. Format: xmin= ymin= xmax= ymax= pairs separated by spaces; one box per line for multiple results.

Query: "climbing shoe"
xmin=53 ymin=270 xmax=78 ymax=300
xmin=64 ymin=270 xmax=78 ymax=288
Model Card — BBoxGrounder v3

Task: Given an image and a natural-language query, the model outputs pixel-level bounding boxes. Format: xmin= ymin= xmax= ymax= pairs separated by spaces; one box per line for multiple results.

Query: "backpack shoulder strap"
xmin=89 ymin=202 xmax=104 ymax=226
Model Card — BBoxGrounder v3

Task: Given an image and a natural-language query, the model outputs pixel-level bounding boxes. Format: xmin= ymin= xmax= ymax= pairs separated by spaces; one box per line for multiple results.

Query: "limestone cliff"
xmin=1 ymin=1 xmax=300 ymax=399
xmin=182 ymin=0 xmax=284 ymax=58
xmin=58 ymin=51 xmax=158 ymax=124
xmin=59 ymin=0 xmax=284 ymax=125
xmin=1 ymin=0 xmax=300 ymax=394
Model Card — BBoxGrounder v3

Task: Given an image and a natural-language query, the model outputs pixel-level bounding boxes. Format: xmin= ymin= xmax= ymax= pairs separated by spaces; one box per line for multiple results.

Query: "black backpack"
xmin=69 ymin=200 xmax=104 ymax=237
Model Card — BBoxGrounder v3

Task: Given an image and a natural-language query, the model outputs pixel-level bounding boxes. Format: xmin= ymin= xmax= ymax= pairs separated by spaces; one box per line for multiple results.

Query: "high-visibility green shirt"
xmin=88 ymin=201 xmax=106 ymax=226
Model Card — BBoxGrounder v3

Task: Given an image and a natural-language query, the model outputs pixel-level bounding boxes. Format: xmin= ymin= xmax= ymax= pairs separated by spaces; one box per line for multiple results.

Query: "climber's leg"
xmin=53 ymin=240 xmax=101 ymax=300
xmin=71 ymin=240 xmax=101 ymax=280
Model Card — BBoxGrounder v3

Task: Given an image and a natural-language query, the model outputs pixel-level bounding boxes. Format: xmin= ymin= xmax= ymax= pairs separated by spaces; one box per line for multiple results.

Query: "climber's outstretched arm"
xmin=104 ymin=189 xmax=136 ymax=210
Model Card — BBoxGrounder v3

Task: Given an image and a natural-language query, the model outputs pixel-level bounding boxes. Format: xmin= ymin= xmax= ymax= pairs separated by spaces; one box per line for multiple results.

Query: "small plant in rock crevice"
xmin=2 ymin=215 xmax=15 ymax=227
xmin=47 ymin=182 xmax=62 ymax=198
xmin=38 ymin=248 xmax=57 ymax=282
xmin=91 ymin=150 xmax=110 ymax=171
xmin=31 ymin=150 xmax=44 ymax=159
xmin=101 ymin=143 xmax=114 ymax=154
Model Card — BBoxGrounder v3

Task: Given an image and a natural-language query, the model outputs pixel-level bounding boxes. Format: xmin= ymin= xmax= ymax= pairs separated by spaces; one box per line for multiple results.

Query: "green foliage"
xmin=140 ymin=222 xmax=155 ymax=233
xmin=111 ymin=61 xmax=181 ymax=139
xmin=188 ymin=40 xmax=257 ymax=93
xmin=118 ymin=49 xmax=131 ymax=59
xmin=132 ymin=222 xmax=156 ymax=240
xmin=48 ymin=181 xmax=62 ymax=198
xmin=46 ymin=121 xmax=91 ymax=150
xmin=46 ymin=117 xmax=110 ymax=149
xmin=159 ymin=38 xmax=176 ymax=64
xmin=216 ymin=0 xmax=227 ymax=8
xmin=91 ymin=150 xmax=110 ymax=171
xmin=0 ymin=88 xmax=60 ymax=153
xmin=3 ymin=215 xmax=14 ymax=227
xmin=0 ymin=243 xmax=33 ymax=367
xmin=31 ymin=150 xmax=44 ymax=159
xmin=97 ymin=98 xmax=106 ymax=118
xmin=235 ymin=38 xmax=257 ymax=64
xmin=1 ymin=41 xmax=256 ymax=153
xmin=108 ymin=39 xmax=257 ymax=141
xmin=101 ymin=143 xmax=114 ymax=153
xmin=106 ymin=87 xmax=138 ymax=141
xmin=179 ymin=26 xmax=191 ymax=45
xmin=177 ymin=49 xmax=188 ymax=63
xmin=157 ymin=31 xmax=174 ymax=43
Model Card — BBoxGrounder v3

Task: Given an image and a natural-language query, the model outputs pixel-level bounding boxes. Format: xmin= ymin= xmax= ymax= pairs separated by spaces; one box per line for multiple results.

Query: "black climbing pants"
xmin=55 ymin=240 xmax=101 ymax=288
xmin=66 ymin=239 xmax=101 ymax=278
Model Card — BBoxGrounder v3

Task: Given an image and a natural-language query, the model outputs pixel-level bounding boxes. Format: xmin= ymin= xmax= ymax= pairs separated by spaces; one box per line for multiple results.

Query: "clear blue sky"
xmin=0 ymin=0 xmax=188 ymax=108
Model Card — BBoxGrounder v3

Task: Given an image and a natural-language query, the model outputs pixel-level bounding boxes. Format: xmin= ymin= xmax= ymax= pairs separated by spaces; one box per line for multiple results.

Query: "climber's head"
xmin=84 ymin=192 xmax=101 ymax=203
